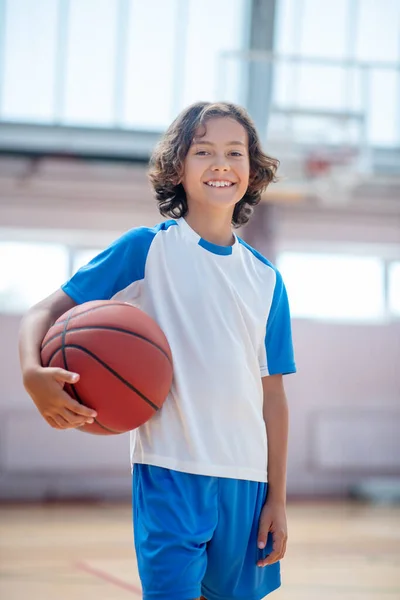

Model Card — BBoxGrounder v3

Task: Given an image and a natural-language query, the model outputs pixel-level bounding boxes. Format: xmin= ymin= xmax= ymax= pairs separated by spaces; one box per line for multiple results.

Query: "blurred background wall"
xmin=0 ymin=0 xmax=399 ymax=501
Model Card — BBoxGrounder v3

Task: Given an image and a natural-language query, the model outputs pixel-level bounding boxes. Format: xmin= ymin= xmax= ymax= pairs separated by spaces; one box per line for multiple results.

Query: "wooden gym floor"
xmin=0 ymin=501 xmax=399 ymax=600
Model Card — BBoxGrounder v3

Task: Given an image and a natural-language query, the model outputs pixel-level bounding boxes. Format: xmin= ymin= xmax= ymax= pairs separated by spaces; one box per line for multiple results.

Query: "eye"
xmin=230 ymin=151 xmax=243 ymax=157
xmin=195 ymin=150 xmax=209 ymax=156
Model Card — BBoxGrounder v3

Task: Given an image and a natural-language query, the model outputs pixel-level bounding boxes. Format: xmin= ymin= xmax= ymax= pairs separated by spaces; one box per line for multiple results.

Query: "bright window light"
xmin=0 ymin=242 xmax=69 ymax=314
xmin=278 ymin=252 xmax=385 ymax=321
xmin=388 ymin=262 xmax=400 ymax=317
xmin=63 ymin=0 xmax=118 ymax=125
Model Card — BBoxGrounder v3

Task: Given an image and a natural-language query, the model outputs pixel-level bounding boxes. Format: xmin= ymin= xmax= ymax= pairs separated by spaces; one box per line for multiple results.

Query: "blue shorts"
xmin=132 ymin=464 xmax=280 ymax=600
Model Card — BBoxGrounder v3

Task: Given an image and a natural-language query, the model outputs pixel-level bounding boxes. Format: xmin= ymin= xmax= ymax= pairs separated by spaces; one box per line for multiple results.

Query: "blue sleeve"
xmin=61 ymin=226 xmax=157 ymax=304
xmin=264 ymin=270 xmax=296 ymax=376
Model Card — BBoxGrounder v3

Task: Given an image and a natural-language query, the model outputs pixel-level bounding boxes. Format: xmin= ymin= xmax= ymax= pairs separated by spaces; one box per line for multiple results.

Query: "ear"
xmin=175 ymin=168 xmax=184 ymax=186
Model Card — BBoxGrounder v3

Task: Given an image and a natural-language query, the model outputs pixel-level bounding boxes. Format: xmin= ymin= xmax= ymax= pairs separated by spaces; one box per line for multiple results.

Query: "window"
xmin=0 ymin=242 xmax=69 ymax=313
xmin=1 ymin=0 xmax=58 ymax=121
xmin=278 ymin=252 xmax=385 ymax=321
xmin=72 ymin=248 xmax=103 ymax=275
xmin=388 ymin=262 xmax=400 ymax=317
xmin=367 ymin=70 xmax=399 ymax=147
xmin=355 ymin=0 xmax=400 ymax=63
xmin=181 ymin=0 xmax=246 ymax=108
xmin=63 ymin=0 xmax=118 ymax=125
xmin=276 ymin=0 xmax=349 ymax=59
xmin=273 ymin=0 xmax=400 ymax=149
xmin=124 ymin=0 xmax=180 ymax=130
xmin=1 ymin=0 xmax=246 ymax=129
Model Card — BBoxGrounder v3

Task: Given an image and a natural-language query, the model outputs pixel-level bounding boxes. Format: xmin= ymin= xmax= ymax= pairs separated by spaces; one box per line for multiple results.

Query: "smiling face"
xmin=181 ymin=117 xmax=250 ymax=217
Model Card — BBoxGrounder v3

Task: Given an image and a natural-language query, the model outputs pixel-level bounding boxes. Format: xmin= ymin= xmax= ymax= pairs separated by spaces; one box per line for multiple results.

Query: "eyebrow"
xmin=192 ymin=139 xmax=246 ymax=147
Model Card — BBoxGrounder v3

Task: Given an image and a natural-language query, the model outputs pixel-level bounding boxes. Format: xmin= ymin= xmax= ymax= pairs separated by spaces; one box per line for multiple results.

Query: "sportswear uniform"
xmin=62 ymin=217 xmax=296 ymax=599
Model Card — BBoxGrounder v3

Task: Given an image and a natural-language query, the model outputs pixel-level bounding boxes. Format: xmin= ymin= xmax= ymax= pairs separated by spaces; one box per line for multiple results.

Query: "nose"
xmin=211 ymin=154 xmax=230 ymax=172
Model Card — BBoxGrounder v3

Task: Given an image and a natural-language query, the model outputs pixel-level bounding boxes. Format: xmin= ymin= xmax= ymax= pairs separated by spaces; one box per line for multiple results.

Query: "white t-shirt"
xmin=62 ymin=217 xmax=296 ymax=482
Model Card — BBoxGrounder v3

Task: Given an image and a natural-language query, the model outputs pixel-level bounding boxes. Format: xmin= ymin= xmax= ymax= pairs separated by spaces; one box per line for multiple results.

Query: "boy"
xmin=19 ymin=102 xmax=296 ymax=600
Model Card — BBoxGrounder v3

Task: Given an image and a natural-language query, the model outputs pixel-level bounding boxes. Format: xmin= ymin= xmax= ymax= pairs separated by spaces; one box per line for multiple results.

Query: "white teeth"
xmin=206 ymin=181 xmax=233 ymax=187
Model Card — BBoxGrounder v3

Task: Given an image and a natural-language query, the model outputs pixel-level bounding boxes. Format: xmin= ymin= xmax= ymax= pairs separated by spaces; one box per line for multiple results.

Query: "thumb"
xmin=258 ymin=518 xmax=271 ymax=550
xmin=50 ymin=367 xmax=80 ymax=384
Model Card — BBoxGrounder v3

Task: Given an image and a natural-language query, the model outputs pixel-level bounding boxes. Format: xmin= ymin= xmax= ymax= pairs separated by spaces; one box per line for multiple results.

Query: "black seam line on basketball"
xmin=67 ymin=379 xmax=111 ymax=430
xmin=61 ymin=306 xmax=76 ymax=377
xmin=55 ymin=302 xmax=132 ymax=326
xmin=83 ymin=418 xmax=124 ymax=434
xmin=92 ymin=418 xmax=122 ymax=434
xmin=45 ymin=342 xmax=160 ymax=413
xmin=69 ymin=374 xmax=85 ymax=404
xmin=60 ymin=343 xmax=160 ymax=412
xmin=45 ymin=347 xmax=117 ymax=432
xmin=42 ymin=325 xmax=172 ymax=364
xmin=60 ymin=306 xmax=87 ymax=412
xmin=43 ymin=346 xmax=63 ymax=367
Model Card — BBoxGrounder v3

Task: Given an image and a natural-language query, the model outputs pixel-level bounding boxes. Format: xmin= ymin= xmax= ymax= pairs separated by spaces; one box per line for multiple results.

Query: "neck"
xmin=184 ymin=206 xmax=235 ymax=247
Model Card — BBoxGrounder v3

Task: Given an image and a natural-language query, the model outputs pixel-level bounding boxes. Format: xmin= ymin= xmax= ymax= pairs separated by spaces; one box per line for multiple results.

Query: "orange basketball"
xmin=40 ymin=300 xmax=173 ymax=435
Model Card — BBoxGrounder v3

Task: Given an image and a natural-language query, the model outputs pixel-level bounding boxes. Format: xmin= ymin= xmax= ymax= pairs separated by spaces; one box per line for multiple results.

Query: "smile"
xmin=205 ymin=181 xmax=235 ymax=188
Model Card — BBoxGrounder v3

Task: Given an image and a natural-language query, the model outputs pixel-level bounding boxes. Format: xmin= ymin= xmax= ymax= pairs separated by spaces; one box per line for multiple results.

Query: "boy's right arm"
xmin=19 ymin=288 xmax=97 ymax=430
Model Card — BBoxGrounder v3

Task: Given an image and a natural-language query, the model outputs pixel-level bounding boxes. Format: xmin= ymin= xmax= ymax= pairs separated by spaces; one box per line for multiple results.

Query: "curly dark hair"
xmin=148 ymin=101 xmax=279 ymax=228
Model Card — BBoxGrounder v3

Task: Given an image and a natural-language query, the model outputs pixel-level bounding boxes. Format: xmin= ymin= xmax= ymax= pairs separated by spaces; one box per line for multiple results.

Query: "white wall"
xmin=285 ymin=319 xmax=400 ymax=495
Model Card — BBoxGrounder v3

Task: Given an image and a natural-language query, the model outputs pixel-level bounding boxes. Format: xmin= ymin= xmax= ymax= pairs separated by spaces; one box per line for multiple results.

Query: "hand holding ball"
xmin=40 ymin=301 xmax=173 ymax=434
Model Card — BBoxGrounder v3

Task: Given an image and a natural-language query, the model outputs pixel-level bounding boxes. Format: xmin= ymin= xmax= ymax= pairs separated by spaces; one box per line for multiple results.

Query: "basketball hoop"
xmin=304 ymin=147 xmax=361 ymax=205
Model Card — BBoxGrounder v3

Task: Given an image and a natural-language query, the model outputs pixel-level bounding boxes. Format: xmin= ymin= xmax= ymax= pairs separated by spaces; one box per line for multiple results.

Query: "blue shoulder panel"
xmin=238 ymin=237 xmax=296 ymax=375
xmin=62 ymin=220 xmax=177 ymax=304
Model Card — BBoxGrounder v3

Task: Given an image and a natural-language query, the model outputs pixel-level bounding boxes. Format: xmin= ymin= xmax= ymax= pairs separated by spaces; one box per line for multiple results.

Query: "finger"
xmin=272 ymin=533 xmax=285 ymax=555
xmin=60 ymin=408 xmax=94 ymax=426
xmin=46 ymin=414 xmax=71 ymax=429
xmin=257 ymin=522 xmax=271 ymax=550
xmin=273 ymin=541 xmax=287 ymax=564
xmin=274 ymin=527 xmax=287 ymax=550
xmin=63 ymin=396 xmax=97 ymax=419
xmin=257 ymin=550 xmax=280 ymax=567
xmin=49 ymin=367 xmax=80 ymax=385
xmin=54 ymin=414 xmax=73 ymax=428
xmin=46 ymin=415 xmax=62 ymax=429
xmin=257 ymin=535 xmax=285 ymax=567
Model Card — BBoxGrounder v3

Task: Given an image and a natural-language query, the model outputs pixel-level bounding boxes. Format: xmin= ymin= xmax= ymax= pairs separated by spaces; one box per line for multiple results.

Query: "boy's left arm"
xmin=257 ymin=373 xmax=289 ymax=567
